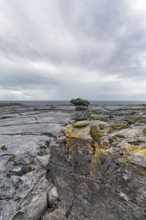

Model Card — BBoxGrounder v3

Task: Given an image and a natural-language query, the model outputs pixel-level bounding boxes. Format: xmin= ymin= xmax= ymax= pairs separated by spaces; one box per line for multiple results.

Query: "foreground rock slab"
xmin=49 ymin=119 xmax=146 ymax=220
xmin=1 ymin=102 xmax=146 ymax=219
xmin=0 ymin=104 xmax=70 ymax=220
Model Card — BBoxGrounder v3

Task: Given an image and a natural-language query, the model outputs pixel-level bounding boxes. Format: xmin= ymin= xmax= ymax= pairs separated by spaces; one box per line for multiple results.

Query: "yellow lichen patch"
xmin=92 ymin=155 xmax=101 ymax=162
xmin=140 ymin=168 xmax=146 ymax=175
xmin=65 ymin=125 xmax=91 ymax=141
xmin=90 ymin=160 xmax=99 ymax=178
xmin=95 ymin=146 xmax=105 ymax=155
xmin=120 ymin=145 xmax=146 ymax=167
xmin=89 ymin=145 xmax=103 ymax=177
xmin=95 ymin=143 xmax=114 ymax=154
xmin=65 ymin=126 xmax=82 ymax=138
xmin=90 ymin=144 xmax=115 ymax=178
xmin=127 ymin=145 xmax=146 ymax=156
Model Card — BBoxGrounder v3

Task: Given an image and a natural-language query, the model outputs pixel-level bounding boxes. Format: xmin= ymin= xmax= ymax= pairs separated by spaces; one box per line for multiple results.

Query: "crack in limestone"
xmin=0 ymin=121 xmax=65 ymax=128
xmin=0 ymin=132 xmax=55 ymax=137
xmin=65 ymin=196 xmax=76 ymax=218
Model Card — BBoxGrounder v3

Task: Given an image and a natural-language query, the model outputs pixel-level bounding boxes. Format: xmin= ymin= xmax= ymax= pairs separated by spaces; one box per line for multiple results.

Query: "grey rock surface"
xmin=71 ymin=111 xmax=89 ymax=121
xmin=48 ymin=186 xmax=59 ymax=208
xmin=48 ymin=104 xmax=146 ymax=220
xmin=0 ymin=104 xmax=69 ymax=220
xmin=1 ymin=103 xmax=146 ymax=220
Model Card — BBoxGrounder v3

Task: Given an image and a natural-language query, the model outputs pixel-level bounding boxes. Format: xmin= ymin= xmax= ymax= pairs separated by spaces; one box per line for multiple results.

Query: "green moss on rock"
xmin=0 ymin=103 xmax=24 ymax=107
xmin=143 ymin=128 xmax=146 ymax=134
xmin=38 ymin=151 xmax=49 ymax=156
xmin=99 ymin=124 xmax=105 ymax=130
xmin=110 ymin=123 xmax=129 ymax=131
xmin=26 ymin=165 xmax=35 ymax=173
xmin=126 ymin=119 xmax=134 ymax=125
xmin=0 ymin=145 xmax=7 ymax=151
xmin=99 ymin=118 xmax=108 ymax=122
xmin=44 ymin=140 xmax=50 ymax=147
xmin=89 ymin=125 xmax=102 ymax=142
xmin=139 ymin=104 xmax=146 ymax=107
xmin=131 ymin=116 xmax=142 ymax=122
xmin=109 ymin=137 xmax=115 ymax=143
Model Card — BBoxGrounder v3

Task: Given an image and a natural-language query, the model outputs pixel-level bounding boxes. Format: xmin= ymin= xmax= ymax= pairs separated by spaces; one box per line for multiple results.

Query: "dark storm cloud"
xmin=0 ymin=0 xmax=146 ymax=100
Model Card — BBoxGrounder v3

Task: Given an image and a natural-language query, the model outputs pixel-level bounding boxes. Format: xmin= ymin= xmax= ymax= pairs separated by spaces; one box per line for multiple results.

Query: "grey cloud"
xmin=0 ymin=0 xmax=146 ymax=100
xmin=0 ymin=34 xmax=40 ymax=62
xmin=0 ymin=62 xmax=57 ymax=90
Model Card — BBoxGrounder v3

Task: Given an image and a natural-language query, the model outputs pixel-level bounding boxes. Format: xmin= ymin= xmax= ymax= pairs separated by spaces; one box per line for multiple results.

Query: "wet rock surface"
xmin=0 ymin=103 xmax=146 ymax=219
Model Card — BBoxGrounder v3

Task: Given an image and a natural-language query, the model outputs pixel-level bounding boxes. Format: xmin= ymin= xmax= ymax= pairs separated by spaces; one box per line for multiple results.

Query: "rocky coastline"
xmin=0 ymin=101 xmax=146 ymax=219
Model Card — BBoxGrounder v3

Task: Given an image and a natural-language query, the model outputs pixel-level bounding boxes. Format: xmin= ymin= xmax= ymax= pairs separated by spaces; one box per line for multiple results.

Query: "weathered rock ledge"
xmin=0 ymin=104 xmax=69 ymax=220
xmin=48 ymin=120 xmax=146 ymax=219
xmin=0 ymin=103 xmax=146 ymax=219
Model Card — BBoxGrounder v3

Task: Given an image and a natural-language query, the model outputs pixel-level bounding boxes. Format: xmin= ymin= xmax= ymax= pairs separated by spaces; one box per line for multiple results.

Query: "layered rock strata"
xmin=70 ymin=98 xmax=90 ymax=124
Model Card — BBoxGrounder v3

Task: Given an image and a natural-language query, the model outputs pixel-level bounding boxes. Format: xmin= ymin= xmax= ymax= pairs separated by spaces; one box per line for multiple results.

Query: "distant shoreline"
xmin=0 ymin=100 xmax=146 ymax=106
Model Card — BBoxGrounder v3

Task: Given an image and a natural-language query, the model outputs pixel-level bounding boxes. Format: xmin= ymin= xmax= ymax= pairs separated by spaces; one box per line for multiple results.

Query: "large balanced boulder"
xmin=70 ymin=98 xmax=90 ymax=106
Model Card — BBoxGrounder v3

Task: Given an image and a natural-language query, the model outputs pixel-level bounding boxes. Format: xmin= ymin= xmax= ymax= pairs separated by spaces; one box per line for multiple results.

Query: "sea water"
xmin=0 ymin=100 xmax=146 ymax=106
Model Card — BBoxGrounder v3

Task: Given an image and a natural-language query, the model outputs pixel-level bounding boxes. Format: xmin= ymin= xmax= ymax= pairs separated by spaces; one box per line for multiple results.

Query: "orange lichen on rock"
xmin=65 ymin=124 xmax=92 ymax=141
xmin=90 ymin=144 xmax=114 ymax=178
xmin=65 ymin=123 xmax=146 ymax=176
xmin=92 ymin=155 xmax=101 ymax=163
xmin=65 ymin=127 xmax=82 ymax=139
xmin=120 ymin=145 xmax=146 ymax=168
xmin=127 ymin=145 xmax=146 ymax=156
xmin=141 ymin=168 xmax=146 ymax=175
xmin=90 ymin=158 xmax=99 ymax=178
xmin=100 ymin=137 xmax=109 ymax=148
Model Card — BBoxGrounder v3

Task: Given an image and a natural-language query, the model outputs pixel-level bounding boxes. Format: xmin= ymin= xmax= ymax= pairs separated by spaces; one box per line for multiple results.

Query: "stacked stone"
xmin=70 ymin=98 xmax=90 ymax=127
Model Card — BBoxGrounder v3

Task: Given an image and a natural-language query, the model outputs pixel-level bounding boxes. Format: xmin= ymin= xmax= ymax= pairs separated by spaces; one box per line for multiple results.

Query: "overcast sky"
xmin=0 ymin=0 xmax=146 ymax=100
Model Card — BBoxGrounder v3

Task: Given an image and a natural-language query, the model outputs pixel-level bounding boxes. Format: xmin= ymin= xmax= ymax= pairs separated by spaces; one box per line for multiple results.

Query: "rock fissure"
xmin=0 ymin=132 xmax=56 ymax=137
xmin=65 ymin=197 xmax=76 ymax=219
